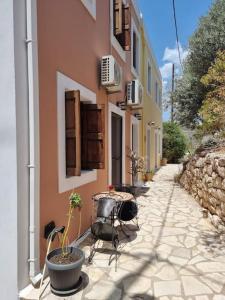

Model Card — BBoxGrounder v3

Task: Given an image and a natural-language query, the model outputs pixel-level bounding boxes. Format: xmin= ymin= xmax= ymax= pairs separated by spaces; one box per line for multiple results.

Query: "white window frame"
xmin=110 ymin=0 xmax=126 ymax=62
xmin=147 ymin=59 xmax=151 ymax=95
xmin=81 ymin=0 xmax=96 ymax=20
xmin=108 ymin=102 xmax=126 ymax=185
xmin=57 ymin=72 xmax=97 ymax=193
xmin=131 ymin=18 xmax=141 ymax=78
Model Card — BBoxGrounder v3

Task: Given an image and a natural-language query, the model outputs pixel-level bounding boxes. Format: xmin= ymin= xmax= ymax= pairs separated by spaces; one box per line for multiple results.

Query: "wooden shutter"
xmin=122 ymin=4 xmax=131 ymax=51
xmin=81 ymin=104 xmax=105 ymax=170
xmin=114 ymin=0 xmax=123 ymax=35
xmin=65 ymin=90 xmax=81 ymax=177
xmin=115 ymin=3 xmax=131 ymax=51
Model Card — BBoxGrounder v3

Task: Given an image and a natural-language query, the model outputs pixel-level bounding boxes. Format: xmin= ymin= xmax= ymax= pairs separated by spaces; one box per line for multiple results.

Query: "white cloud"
xmin=160 ymin=43 xmax=188 ymax=81
xmin=163 ymin=43 xmax=188 ymax=66
xmin=160 ymin=43 xmax=188 ymax=112
xmin=160 ymin=63 xmax=173 ymax=80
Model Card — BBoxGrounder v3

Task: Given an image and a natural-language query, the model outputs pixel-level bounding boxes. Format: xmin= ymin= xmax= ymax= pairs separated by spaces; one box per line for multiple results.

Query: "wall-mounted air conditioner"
xmin=127 ymin=79 xmax=143 ymax=106
xmin=101 ymin=55 xmax=122 ymax=93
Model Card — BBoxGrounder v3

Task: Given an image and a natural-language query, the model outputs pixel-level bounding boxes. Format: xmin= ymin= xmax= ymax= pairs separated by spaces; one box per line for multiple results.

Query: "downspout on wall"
xmin=25 ymin=0 xmax=40 ymax=285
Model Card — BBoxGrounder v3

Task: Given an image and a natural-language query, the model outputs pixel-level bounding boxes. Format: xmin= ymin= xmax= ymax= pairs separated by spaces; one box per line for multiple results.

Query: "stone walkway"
xmin=28 ymin=165 xmax=225 ymax=300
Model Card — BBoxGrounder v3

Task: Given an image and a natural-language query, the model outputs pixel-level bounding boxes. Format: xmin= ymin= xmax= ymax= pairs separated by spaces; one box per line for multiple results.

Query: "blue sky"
xmin=137 ymin=0 xmax=213 ymax=120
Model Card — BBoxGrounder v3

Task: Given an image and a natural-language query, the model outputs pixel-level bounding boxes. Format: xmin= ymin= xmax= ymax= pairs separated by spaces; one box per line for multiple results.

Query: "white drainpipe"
xmin=25 ymin=0 xmax=41 ymax=285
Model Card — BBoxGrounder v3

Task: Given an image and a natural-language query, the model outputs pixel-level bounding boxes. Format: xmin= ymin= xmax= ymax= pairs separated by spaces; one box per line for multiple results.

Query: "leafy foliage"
xmin=173 ymin=0 xmax=225 ymax=128
xmin=163 ymin=122 xmax=188 ymax=163
xmin=69 ymin=192 xmax=82 ymax=208
xmin=198 ymin=50 xmax=225 ymax=135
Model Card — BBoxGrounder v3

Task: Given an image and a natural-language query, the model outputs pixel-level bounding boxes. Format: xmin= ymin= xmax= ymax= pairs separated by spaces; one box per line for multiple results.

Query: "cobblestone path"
xmin=30 ymin=165 xmax=225 ymax=300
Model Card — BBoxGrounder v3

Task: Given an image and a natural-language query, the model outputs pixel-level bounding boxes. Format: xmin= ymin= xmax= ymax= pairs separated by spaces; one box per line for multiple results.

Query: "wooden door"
xmin=111 ymin=113 xmax=122 ymax=185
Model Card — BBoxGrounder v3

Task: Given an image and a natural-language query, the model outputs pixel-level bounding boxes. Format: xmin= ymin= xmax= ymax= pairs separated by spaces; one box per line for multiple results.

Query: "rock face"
xmin=180 ymin=152 xmax=225 ymax=229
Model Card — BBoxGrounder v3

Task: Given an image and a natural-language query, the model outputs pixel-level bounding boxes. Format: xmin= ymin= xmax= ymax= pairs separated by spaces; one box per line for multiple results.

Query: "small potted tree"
xmin=46 ymin=192 xmax=85 ymax=296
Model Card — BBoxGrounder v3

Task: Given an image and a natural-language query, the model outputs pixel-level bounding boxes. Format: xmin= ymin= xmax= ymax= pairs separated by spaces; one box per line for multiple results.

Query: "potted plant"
xmin=46 ymin=192 xmax=85 ymax=296
xmin=142 ymin=170 xmax=154 ymax=182
xmin=127 ymin=148 xmax=144 ymax=186
xmin=161 ymin=158 xmax=167 ymax=166
xmin=146 ymin=170 xmax=154 ymax=181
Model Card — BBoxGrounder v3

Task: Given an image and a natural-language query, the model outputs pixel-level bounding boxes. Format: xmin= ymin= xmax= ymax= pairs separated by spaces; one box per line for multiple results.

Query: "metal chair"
xmin=88 ymin=197 xmax=119 ymax=271
xmin=114 ymin=184 xmax=140 ymax=231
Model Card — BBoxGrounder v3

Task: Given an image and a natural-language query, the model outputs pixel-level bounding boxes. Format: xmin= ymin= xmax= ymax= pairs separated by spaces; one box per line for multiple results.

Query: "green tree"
xmin=174 ymin=0 xmax=225 ymax=128
xmin=163 ymin=122 xmax=188 ymax=163
xmin=198 ymin=50 xmax=225 ymax=135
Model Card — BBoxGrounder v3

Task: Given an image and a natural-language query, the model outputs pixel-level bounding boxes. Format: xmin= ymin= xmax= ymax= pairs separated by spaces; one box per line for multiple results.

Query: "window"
xmin=155 ymin=81 xmax=158 ymax=103
xmin=133 ymin=31 xmax=137 ymax=69
xmin=81 ymin=0 xmax=96 ymax=19
xmin=113 ymin=0 xmax=131 ymax=51
xmin=159 ymin=89 xmax=162 ymax=109
xmin=147 ymin=62 xmax=151 ymax=94
xmin=65 ymin=90 xmax=105 ymax=177
xmin=131 ymin=20 xmax=140 ymax=75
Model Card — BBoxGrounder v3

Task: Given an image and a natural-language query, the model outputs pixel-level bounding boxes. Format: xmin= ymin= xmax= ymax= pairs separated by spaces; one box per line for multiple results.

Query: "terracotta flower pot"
xmin=161 ymin=158 xmax=167 ymax=166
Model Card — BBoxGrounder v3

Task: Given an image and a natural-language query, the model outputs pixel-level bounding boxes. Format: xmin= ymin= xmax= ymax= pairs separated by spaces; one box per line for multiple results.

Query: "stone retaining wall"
xmin=180 ymin=151 xmax=225 ymax=230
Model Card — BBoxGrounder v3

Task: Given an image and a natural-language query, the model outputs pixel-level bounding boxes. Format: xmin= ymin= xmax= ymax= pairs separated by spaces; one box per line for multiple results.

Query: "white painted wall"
xmin=14 ymin=0 xmax=30 ymax=291
xmin=0 ymin=0 xmax=39 ymax=297
xmin=0 ymin=1 xmax=19 ymax=298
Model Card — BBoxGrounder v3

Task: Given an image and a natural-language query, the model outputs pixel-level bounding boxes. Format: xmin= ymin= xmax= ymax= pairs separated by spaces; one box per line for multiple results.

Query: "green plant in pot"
xmin=46 ymin=192 xmax=85 ymax=296
xmin=146 ymin=170 xmax=154 ymax=181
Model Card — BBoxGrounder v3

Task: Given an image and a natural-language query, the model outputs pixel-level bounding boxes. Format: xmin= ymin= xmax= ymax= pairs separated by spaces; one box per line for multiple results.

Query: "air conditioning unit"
xmin=127 ymin=79 xmax=143 ymax=106
xmin=101 ymin=55 xmax=122 ymax=92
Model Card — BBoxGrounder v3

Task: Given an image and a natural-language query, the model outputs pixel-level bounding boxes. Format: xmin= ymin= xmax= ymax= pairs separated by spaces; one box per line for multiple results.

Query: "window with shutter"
xmin=113 ymin=0 xmax=131 ymax=51
xmin=81 ymin=104 xmax=105 ymax=170
xmin=65 ymin=90 xmax=81 ymax=177
xmin=114 ymin=0 xmax=123 ymax=35
xmin=122 ymin=4 xmax=131 ymax=51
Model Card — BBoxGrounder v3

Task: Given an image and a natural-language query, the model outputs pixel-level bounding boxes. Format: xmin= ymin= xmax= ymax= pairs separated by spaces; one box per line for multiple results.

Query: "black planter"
xmin=46 ymin=247 xmax=85 ymax=295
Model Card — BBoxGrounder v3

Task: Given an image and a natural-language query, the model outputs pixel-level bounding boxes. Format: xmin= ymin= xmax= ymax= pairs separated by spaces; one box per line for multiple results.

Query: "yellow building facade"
xmin=139 ymin=22 xmax=163 ymax=172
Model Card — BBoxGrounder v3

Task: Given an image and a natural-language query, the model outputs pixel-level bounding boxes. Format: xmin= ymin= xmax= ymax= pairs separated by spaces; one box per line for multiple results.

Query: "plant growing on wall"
xmin=61 ymin=192 xmax=82 ymax=257
xmin=127 ymin=148 xmax=144 ymax=186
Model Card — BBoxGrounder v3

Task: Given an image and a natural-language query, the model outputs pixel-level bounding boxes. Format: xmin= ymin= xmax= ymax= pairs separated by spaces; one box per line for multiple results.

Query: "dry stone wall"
xmin=180 ymin=151 xmax=225 ymax=230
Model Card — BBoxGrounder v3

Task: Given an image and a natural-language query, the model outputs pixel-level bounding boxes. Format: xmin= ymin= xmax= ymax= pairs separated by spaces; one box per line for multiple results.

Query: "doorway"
xmin=111 ymin=113 xmax=122 ymax=185
xmin=146 ymin=126 xmax=151 ymax=170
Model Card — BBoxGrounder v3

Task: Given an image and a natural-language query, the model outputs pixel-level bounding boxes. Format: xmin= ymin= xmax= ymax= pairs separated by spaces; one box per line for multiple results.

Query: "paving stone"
xmin=85 ymin=280 xmax=122 ymax=300
xmin=196 ymin=262 xmax=225 ymax=273
xmin=184 ymin=237 xmax=197 ymax=248
xmin=154 ymin=280 xmax=182 ymax=297
xmin=172 ymin=247 xmax=192 ymax=259
xmin=168 ymin=255 xmax=189 ymax=267
xmin=123 ymin=275 xmax=152 ymax=295
xmin=200 ymin=273 xmax=225 ymax=293
xmin=213 ymin=296 xmax=225 ymax=300
xmin=181 ymin=276 xmax=213 ymax=295
xmin=155 ymin=265 xmax=178 ymax=280
xmin=188 ymin=255 xmax=206 ymax=265
xmin=195 ymin=296 xmax=209 ymax=300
